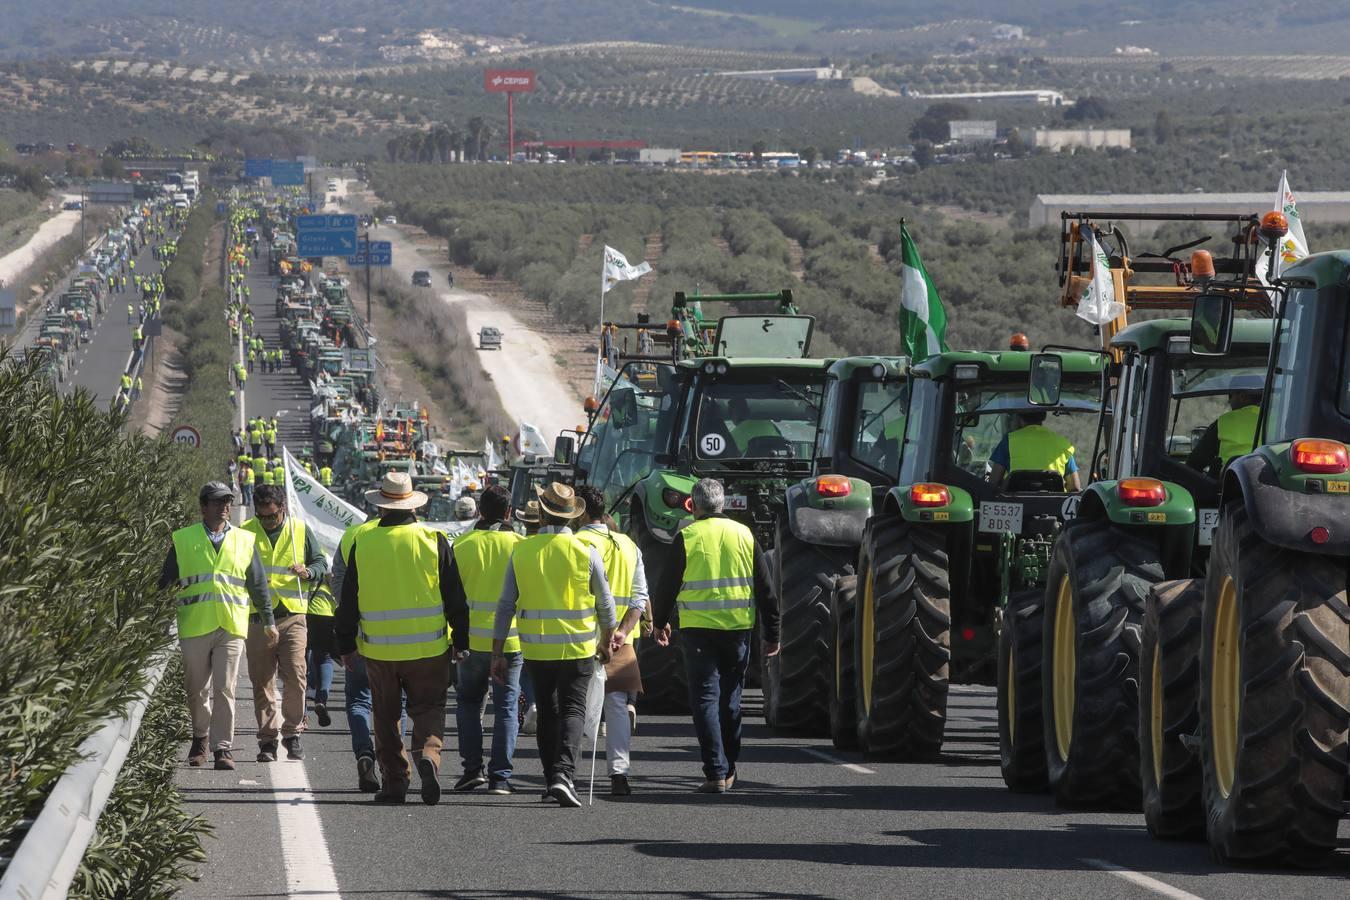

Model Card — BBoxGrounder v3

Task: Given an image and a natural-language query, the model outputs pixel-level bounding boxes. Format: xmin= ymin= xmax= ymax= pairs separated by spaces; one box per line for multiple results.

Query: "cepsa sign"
xmin=484 ymin=69 xmax=536 ymax=93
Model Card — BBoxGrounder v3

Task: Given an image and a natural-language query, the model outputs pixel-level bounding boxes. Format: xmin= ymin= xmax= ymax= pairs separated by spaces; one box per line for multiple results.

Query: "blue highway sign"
xmin=244 ymin=158 xmax=273 ymax=178
xmin=348 ymin=239 xmax=392 ymax=267
xmin=271 ymin=161 xmax=305 ymax=186
xmin=296 ymin=214 xmax=358 ymax=257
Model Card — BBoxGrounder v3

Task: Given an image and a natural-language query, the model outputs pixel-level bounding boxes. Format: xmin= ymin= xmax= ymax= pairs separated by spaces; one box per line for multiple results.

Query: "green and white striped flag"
xmin=898 ymin=223 xmax=949 ymax=361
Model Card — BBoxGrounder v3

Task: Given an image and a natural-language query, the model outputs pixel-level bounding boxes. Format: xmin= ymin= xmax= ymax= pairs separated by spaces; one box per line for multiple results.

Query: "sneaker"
xmin=373 ymin=786 xmax=406 ymax=804
xmin=453 ymin=769 xmax=487 ymax=792
xmin=549 ymin=776 xmax=582 ymax=808
xmin=417 ymin=757 xmax=441 ymax=806
xmin=283 ymin=736 xmax=304 ymax=760
xmin=214 ymin=749 xmax=236 ymax=771
xmin=695 ymin=778 xmax=727 ymax=794
xmin=725 ymin=769 xmax=737 ymax=791
xmin=486 ymin=778 xmax=514 ymax=795
xmin=610 ymin=774 xmax=632 ymax=797
xmin=257 ymin=742 xmax=278 ymax=763
xmin=627 ymin=703 xmax=637 ymax=734
xmin=521 ymin=704 xmax=538 ymax=736
xmin=357 ymin=756 xmax=380 ymax=793
xmin=187 ymin=737 xmax=208 ymax=767
xmin=314 ymin=702 xmax=331 ymax=728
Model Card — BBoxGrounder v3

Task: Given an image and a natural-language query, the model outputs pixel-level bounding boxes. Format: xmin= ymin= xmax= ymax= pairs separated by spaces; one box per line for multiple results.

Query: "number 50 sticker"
xmin=701 ymin=433 xmax=726 ymax=456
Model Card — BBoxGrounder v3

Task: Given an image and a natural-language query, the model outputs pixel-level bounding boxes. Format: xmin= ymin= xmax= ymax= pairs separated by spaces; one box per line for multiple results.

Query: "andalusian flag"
xmin=898 ymin=223 xmax=949 ymax=361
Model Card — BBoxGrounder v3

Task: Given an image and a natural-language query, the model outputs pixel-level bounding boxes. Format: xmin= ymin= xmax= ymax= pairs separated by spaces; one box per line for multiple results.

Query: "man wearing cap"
xmin=454 ymin=495 xmax=478 ymax=522
xmin=492 ymin=482 xmax=618 ymax=808
xmin=652 ymin=477 xmax=780 ymax=793
xmin=159 ymin=482 xmax=277 ymax=771
xmin=336 ymin=472 xmax=471 ymax=805
xmin=242 ymin=485 xmax=328 ymax=763
xmin=447 ymin=485 xmax=523 ymax=794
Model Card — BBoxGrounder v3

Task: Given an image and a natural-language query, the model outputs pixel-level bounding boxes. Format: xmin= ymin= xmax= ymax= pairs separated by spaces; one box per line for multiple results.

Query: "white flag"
xmin=517 ymin=421 xmax=552 ymax=458
xmin=601 ymin=245 xmax=652 ymax=295
xmin=283 ymin=447 xmax=367 ymax=560
xmin=1075 ymin=232 xmax=1125 ymax=326
xmin=1258 ymin=170 xmax=1310 ymax=282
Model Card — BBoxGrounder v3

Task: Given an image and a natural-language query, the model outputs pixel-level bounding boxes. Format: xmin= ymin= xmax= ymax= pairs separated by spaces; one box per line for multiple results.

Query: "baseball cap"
xmin=454 ymin=496 xmax=478 ymax=520
xmin=199 ymin=482 xmax=234 ymax=503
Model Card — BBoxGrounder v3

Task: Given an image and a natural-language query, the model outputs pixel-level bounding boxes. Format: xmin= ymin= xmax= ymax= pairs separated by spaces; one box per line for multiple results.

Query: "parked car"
xmin=412 ymin=270 xmax=432 ymax=287
xmin=383 ymin=215 xmax=398 ymax=225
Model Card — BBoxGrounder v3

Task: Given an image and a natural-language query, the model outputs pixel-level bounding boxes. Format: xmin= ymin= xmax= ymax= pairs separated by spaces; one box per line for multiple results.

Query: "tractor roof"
xmin=677 ymin=357 xmax=835 ymax=373
xmin=1112 ymin=317 xmax=1273 ymax=353
xmin=827 ymin=355 xmax=909 ymax=381
xmin=1280 ymin=250 xmax=1350 ymax=290
xmin=915 ymin=350 xmax=1102 ymax=380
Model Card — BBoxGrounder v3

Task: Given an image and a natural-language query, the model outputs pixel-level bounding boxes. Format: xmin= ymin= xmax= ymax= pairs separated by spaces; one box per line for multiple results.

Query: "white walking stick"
xmin=583 ymin=658 xmax=607 ymax=806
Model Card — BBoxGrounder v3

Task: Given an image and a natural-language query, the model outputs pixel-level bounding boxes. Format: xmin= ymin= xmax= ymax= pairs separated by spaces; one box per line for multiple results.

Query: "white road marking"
xmin=270 ymin=755 xmax=341 ymax=899
xmin=1081 ymin=858 xmax=1205 ymax=900
xmin=799 ymin=746 xmax=875 ymax=775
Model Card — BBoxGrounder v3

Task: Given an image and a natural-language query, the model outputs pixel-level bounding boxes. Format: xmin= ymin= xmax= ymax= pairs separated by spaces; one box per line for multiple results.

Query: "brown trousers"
xmin=246 ymin=614 xmax=308 ymax=743
xmin=365 ymin=652 xmax=450 ymax=789
xmin=180 ymin=628 xmax=246 ymax=751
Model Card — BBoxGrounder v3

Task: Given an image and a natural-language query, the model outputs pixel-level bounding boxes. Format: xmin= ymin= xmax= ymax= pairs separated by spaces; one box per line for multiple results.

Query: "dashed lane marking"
xmin=799 ymin=746 xmax=876 ymax=775
xmin=1081 ymin=858 xmax=1205 ymax=900
xmin=272 ymin=758 xmax=341 ymax=899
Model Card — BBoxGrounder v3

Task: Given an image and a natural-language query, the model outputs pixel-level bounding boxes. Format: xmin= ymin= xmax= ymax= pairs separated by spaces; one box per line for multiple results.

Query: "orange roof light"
xmin=909 ymin=483 xmax=951 ymax=508
xmin=1009 ymin=332 xmax=1030 ymax=351
xmin=815 ymin=474 xmax=852 ymax=498
xmin=583 ymin=396 xmax=599 ymax=413
xmin=1292 ymin=439 xmax=1349 ymax=474
xmin=666 ymin=319 xmax=681 ymax=331
xmin=1190 ymin=250 xmax=1215 ymax=279
xmin=1260 ymin=211 xmax=1290 ymax=241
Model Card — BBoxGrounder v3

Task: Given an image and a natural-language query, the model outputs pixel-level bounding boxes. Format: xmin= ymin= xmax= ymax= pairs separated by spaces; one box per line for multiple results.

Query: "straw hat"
xmin=514 ymin=500 xmax=541 ymax=525
xmin=535 ymin=482 xmax=583 ymax=519
xmin=365 ymin=471 xmax=428 ymax=510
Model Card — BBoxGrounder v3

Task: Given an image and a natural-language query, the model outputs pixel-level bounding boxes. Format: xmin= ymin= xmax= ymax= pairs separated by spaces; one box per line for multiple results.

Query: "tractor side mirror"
xmin=553 ymin=434 xmax=575 ymax=466
xmin=1190 ymin=292 xmax=1234 ymax=356
xmin=611 ymin=388 xmax=639 ymax=429
xmin=1027 ymin=354 xmax=1063 ymax=407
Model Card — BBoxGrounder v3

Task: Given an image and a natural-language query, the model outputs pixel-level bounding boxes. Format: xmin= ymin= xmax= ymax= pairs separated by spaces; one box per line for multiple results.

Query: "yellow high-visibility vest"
xmin=242 ymin=516 xmax=309 ymax=614
xmin=511 ymin=533 xmax=597 ymax=661
xmin=576 ymin=527 xmax=638 ymax=646
xmin=1007 ymin=425 xmax=1075 ymax=477
xmin=171 ymin=524 xmax=255 ymax=639
xmin=1217 ymin=405 xmax=1259 ymax=466
xmin=453 ymin=528 xmax=523 ymax=653
xmin=677 ymin=517 xmax=755 ymax=631
xmin=353 ymin=523 xmax=447 ymax=662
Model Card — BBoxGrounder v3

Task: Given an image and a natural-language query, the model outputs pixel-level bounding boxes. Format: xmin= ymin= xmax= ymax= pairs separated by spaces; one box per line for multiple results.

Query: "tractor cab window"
xmin=852 ymin=380 xmax=908 ymax=476
xmin=1265 ymin=289 xmax=1316 ymax=444
xmin=1166 ymin=360 xmax=1266 ymax=477
xmin=582 ymin=363 xmax=678 ymax=509
xmin=694 ymin=377 xmax=823 ymax=462
xmin=952 ymin=384 xmax=1099 ymax=488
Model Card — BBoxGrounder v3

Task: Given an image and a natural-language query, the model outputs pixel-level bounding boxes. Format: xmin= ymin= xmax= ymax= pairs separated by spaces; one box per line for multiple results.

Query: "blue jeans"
xmin=682 ymin=628 xmax=751 ymax=780
xmin=344 ymin=655 xmax=375 ymax=759
xmin=456 ymin=650 xmax=522 ymax=780
xmin=307 ymin=614 xmax=335 ymax=703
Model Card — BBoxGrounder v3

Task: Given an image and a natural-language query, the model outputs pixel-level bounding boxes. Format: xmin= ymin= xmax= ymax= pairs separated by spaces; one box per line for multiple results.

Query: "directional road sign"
xmin=348 ymin=239 xmax=392 ymax=267
xmin=271 ymin=161 xmax=305 ymax=186
xmin=244 ymin=158 xmax=273 ymax=178
xmin=296 ymin=214 xmax=358 ymax=257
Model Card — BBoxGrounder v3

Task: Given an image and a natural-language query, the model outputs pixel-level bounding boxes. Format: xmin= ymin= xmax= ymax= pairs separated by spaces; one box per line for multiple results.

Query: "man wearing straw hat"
xmin=337 ymin=471 xmax=471 ymax=805
xmin=242 ymin=484 xmax=329 ymax=763
xmin=492 ymin=482 xmax=617 ymax=808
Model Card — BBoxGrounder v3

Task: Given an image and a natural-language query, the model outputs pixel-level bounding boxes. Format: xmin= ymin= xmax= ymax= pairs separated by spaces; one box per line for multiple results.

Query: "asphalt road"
xmin=177 ymin=671 xmax=1350 ymax=900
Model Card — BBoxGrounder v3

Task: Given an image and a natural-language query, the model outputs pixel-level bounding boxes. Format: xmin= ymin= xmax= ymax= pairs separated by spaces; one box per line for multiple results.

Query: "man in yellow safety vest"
xmin=158 ymin=482 xmax=276 ymax=771
xmin=241 ymin=484 xmax=329 ymax=763
xmin=987 ymin=411 xmax=1082 ymax=492
xmin=1187 ymin=390 xmax=1263 ymax=477
xmin=575 ymin=485 xmax=647 ymax=797
xmin=652 ymin=478 xmax=780 ymax=793
xmin=491 ymin=482 xmax=617 ymax=808
xmin=337 ymin=472 xmax=470 ymax=805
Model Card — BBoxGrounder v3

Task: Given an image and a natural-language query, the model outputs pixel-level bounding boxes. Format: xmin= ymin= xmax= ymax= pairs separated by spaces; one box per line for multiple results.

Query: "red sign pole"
xmin=508 ymin=92 xmax=515 ymax=163
xmin=484 ymin=69 xmax=534 ymax=164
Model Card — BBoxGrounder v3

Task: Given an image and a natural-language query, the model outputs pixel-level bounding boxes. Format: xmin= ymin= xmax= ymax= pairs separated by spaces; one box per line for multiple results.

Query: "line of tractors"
xmin=531 ymin=209 xmax=1347 ymax=868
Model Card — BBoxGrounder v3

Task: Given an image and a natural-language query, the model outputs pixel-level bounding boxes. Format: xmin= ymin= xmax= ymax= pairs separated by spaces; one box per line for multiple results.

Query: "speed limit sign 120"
xmin=171 ymin=424 xmax=202 ymax=449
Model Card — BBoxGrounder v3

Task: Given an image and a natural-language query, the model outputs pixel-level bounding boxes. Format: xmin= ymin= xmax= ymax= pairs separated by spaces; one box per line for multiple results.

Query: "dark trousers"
xmin=525 ymin=657 xmax=595 ymax=783
xmin=682 ymin=628 xmax=751 ymax=780
xmin=365 ymin=652 xmax=449 ymax=790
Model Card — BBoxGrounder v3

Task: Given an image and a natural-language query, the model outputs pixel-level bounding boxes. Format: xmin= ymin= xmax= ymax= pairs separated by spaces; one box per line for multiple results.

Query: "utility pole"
xmin=364 ymin=228 xmax=372 ymax=324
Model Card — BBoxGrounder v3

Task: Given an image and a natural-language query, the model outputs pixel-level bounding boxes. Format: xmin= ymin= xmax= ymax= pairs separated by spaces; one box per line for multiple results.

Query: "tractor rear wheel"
xmin=829 ymin=573 xmax=860 ymax=750
xmin=998 ymin=590 xmax=1048 ymax=792
xmin=854 ymin=514 xmax=951 ymax=758
xmin=1140 ymin=579 xmax=1205 ymax=841
xmin=1200 ymin=507 xmax=1350 ymax=866
xmin=763 ymin=534 xmax=847 ymax=734
xmin=1042 ymin=520 xmax=1162 ymax=808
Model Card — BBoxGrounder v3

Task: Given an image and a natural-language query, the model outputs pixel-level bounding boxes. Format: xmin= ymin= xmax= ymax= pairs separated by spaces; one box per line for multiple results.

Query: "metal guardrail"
xmin=0 ymin=644 xmax=174 ymax=900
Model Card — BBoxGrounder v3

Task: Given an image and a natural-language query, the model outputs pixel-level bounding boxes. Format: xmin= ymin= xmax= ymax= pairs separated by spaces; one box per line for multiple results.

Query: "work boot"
xmin=695 ymin=778 xmax=727 ymax=794
xmin=610 ymin=774 xmax=632 ymax=797
xmin=373 ymin=785 xmax=406 ymax=804
xmin=283 ymin=736 xmax=304 ymax=760
xmin=257 ymin=742 xmax=278 ymax=763
xmin=214 ymin=750 xmax=236 ymax=771
xmin=357 ymin=756 xmax=381 ymax=793
xmin=417 ymin=757 xmax=441 ymax=806
xmin=314 ymin=701 xmax=331 ymax=728
xmin=187 ymin=737 xmax=208 ymax=767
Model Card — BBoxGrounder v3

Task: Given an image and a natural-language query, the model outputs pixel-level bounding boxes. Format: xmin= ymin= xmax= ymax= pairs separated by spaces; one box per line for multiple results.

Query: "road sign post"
xmin=484 ymin=69 xmax=536 ymax=162
xmin=296 ymin=214 xmax=358 ymax=257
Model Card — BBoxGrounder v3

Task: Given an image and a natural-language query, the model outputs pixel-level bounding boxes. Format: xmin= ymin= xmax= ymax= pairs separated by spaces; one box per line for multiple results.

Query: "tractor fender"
xmin=881 ymin=484 xmax=975 ymax=525
xmin=784 ymin=476 xmax=872 ymax=547
xmin=1221 ymin=449 xmax=1350 ymax=557
xmin=1074 ymin=481 xmax=1196 ymax=579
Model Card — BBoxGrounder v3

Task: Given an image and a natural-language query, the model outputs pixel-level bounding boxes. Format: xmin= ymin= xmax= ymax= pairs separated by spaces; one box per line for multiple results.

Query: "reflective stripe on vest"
xmin=511 ymin=533 xmax=597 ymax=661
xmin=171 ymin=525 xmax=255 ymax=639
xmin=453 ymin=528 xmax=523 ymax=653
xmin=677 ymin=517 xmax=756 ymax=631
xmin=1007 ymin=425 xmax=1075 ymax=478
xmin=576 ymin=527 xmax=639 ymax=646
xmin=1217 ymin=405 xmax=1259 ymax=466
xmin=242 ymin=517 xmax=309 ymax=614
xmin=354 ymin=523 xmax=448 ymax=661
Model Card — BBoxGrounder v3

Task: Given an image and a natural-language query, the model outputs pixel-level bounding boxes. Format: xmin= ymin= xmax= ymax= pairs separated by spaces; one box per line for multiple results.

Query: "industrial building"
xmin=1029 ymin=192 xmax=1350 ymax=233
xmin=717 ymin=67 xmax=842 ymax=85
xmin=1032 ymin=128 xmax=1132 ymax=152
xmin=948 ymin=120 xmax=998 ymax=143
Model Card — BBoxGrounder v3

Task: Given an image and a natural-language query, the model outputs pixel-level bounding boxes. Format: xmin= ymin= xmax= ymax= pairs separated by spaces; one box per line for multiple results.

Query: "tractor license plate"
xmin=1198 ymin=508 xmax=1219 ymax=546
xmin=726 ymin=494 xmax=748 ymax=511
xmin=979 ymin=502 xmax=1023 ymax=534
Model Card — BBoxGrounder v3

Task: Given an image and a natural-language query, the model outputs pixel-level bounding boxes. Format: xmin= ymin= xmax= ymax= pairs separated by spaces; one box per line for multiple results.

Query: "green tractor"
xmin=762 ymin=356 xmax=909 ymax=736
xmin=846 ymin=350 xmax=1105 ymax=758
xmin=1136 ymin=253 xmax=1350 ymax=866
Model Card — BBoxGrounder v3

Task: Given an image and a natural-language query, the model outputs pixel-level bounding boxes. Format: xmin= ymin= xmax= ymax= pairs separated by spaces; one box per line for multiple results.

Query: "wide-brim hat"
xmin=365 ymin=471 xmax=428 ymax=510
xmin=514 ymin=500 xmax=541 ymax=524
xmin=534 ymin=481 xmax=583 ymax=519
